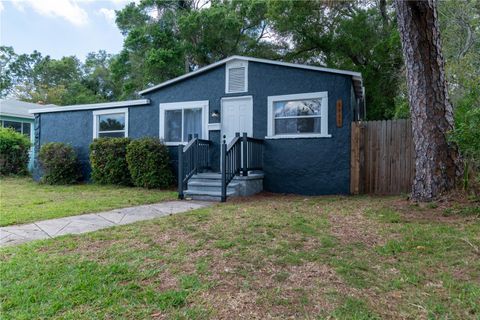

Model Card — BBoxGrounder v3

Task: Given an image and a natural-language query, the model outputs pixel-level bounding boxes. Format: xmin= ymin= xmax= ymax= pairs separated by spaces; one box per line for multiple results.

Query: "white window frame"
xmin=225 ymin=60 xmax=248 ymax=94
xmin=92 ymin=108 xmax=129 ymax=139
xmin=159 ymin=100 xmax=209 ymax=146
xmin=266 ymin=91 xmax=331 ymax=139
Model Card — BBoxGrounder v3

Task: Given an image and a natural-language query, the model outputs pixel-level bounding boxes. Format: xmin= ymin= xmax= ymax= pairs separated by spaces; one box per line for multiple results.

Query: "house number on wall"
xmin=336 ymin=99 xmax=343 ymax=128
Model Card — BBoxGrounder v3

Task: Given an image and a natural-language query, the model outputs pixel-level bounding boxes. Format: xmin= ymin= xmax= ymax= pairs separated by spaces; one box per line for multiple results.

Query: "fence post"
xmin=221 ymin=137 xmax=227 ymax=202
xmin=178 ymin=146 xmax=184 ymax=200
xmin=242 ymin=132 xmax=248 ymax=176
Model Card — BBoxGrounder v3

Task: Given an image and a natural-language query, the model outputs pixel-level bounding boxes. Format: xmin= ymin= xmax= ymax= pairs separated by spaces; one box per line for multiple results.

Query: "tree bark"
xmin=395 ymin=0 xmax=461 ymax=201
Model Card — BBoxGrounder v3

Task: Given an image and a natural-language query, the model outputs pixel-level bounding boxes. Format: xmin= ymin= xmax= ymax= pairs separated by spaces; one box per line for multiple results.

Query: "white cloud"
xmin=11 ymin=0 xmax=89 ymax=26
xmin=98 ymin=8 xmax=116 ymax=25
xmin=0 ymin=2 xmax=4 ymax=13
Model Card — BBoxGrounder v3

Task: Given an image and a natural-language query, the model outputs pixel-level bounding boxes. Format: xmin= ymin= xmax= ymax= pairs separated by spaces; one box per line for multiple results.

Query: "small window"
xmin=226 ymin=60 xmax=248 ymax=93
xmin=23 ymin=123 xmax=31 ymax=137
xmin=93 ymin=109 xmax=128 ymax=139
xmin=159 ymin=101 xmax=208 ymax=145
xmin=3 ymin=120 xmax=22 ymax=133
xmin=267 ymin=92 xmax=330 ymax=138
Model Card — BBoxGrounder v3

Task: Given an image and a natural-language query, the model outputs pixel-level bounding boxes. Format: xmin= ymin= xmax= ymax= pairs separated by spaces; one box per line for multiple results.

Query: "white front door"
xmin=221 ymin=96 xmax=253 ymax=144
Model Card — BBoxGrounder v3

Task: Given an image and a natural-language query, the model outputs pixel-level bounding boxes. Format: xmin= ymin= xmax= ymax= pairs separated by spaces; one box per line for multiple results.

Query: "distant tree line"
xmin=0 ymin=0 xmax=478 ymax=121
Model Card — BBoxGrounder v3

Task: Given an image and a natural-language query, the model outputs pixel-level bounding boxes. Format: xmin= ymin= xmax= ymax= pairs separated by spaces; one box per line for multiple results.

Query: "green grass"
xmin=0 ymin=177 xmax=177 ymax=226
xmin=0 ymin=195 xmax=479 ymax=319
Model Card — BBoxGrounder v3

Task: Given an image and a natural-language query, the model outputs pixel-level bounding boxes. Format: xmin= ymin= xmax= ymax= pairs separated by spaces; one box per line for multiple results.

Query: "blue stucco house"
xmin=30 ymin=56 xmax=365 ymax=200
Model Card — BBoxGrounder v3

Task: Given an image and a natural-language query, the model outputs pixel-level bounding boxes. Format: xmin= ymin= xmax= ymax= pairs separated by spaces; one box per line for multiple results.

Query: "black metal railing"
xmin=221 ymin=132 xmax=264 ymax=202
xmin=178 ymin=134 xmax=211 ymax=199
xmin=241 ymin=133 xmax=263 ymax=175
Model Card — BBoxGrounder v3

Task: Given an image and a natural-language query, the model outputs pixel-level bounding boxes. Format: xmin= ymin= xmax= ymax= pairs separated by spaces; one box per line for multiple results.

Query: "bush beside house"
xmin=126 ymin=137 xmax=173 ymax=189
xmin=0 ymin=127 xmax=31 ymax=175
xmin=38 ymin=142 xmax=81 ymax=184
xmin=89 ymin=138 xmax=132 ymax=185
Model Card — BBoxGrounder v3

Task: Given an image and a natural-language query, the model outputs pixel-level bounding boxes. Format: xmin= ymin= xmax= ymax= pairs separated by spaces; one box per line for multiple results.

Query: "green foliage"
xmin=267 ymin=1 xmax=404 ymax=120
xmin=38 ymin=142 xmax=81 ymax=185
xmin=450 ymin=92 xmax=480 ymax=191
xmin=89 ymin=138 xmax=132 ymax=185
xmin=126 ymin=137 xmax=173 ymax=189
xmin=0 ymin=127 xmax=31 ymax=175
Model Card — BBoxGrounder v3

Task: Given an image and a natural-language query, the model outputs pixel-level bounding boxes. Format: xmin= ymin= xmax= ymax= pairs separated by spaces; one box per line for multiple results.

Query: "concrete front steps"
xmin=184 ymin=172 xmax=264 ymax=201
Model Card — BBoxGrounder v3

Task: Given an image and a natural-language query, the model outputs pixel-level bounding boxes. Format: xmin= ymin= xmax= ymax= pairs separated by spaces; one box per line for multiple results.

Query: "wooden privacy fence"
xmin=351 ymin=119 xmax=415 ymax=195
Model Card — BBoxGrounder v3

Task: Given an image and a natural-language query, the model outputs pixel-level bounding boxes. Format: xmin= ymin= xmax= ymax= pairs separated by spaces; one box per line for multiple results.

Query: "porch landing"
xmin=184 ymin=172 xmax=264 ymax=201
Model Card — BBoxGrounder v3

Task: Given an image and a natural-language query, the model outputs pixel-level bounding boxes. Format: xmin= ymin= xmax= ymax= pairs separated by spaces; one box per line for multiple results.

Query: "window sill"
xmin=265 ymin=134 xmax=332 ymax=139
xmin=164 ymin=142 xmax=187 ymax=146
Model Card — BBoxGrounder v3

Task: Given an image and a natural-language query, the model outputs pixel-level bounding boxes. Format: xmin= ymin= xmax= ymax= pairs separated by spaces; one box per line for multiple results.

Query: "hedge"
xmin=0 ymin=127 xmax=31 ymax=175
xmin=126 ymin=137 xmax=173 ymax=188
xmin=38 ymin=142 xmax=81 ymax=184
xmin=89 ymin=137 xmax=131 ymax=185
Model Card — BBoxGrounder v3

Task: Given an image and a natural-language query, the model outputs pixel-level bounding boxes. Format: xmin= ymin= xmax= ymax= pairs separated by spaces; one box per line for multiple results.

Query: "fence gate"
xmin=351 ymin=119 xmax=415 ymax=195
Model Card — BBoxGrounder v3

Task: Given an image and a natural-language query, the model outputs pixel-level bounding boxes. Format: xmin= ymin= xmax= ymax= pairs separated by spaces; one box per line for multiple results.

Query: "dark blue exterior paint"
xmin=34 ymin=60 xmax=357 ymax=195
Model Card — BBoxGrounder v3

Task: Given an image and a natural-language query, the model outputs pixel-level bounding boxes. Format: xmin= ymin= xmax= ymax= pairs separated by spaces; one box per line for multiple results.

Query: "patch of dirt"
xmin=328 ymin=207 xmax=386 ymax=247
xmin=391 ymin=196 xmax=479 ymax=224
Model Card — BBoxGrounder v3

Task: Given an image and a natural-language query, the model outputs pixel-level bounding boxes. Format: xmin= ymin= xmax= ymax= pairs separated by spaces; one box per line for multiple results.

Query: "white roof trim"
xmin=0 ymin=111 xmax=35 ymax=119
xmin=138 ymin=55 xmax=364 ymax=99
xmin=29 ymin=99 xmax=150 ymax=114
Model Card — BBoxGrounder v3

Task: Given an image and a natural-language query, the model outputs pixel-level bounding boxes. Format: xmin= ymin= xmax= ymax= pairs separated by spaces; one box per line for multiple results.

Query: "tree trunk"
xmin=395 ymin=0 xmax=461 ymax=201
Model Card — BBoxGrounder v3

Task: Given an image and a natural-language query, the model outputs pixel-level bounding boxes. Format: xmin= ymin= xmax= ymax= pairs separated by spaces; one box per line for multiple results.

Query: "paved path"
xmin=0 ymin=201 xmax=212 ymax=247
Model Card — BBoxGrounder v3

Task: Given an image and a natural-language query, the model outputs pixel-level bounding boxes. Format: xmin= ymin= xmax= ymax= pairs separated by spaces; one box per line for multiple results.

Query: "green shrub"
xmin=38 ymin=142 xmax=81 ymax=184
xmin=89 ymin=137 xmax=131 ymax=185
xmin=450 ymin=95 xmax=480 ymax=192
xmin=0 ymin=127 xmax=31 ymax=175
xmin=126 ymin=137 xmax=173 ymax=188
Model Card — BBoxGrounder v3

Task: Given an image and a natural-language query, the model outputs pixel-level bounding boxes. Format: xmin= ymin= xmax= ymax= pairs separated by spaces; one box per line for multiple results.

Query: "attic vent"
xmin=226 ymin=61 xmax=248 ymax=93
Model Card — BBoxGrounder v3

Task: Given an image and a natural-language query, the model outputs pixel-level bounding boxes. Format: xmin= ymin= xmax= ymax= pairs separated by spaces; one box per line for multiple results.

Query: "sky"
xmin=0 ymin=0 xmax=137 ymax=60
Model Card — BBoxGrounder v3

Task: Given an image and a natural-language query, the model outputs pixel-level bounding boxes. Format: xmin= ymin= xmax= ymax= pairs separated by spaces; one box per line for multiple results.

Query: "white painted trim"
xmin=139 ymin=55 xmax=363 ymax=100
xmin=30 ymin=99 xmax=150 ymax=114
xmin=265 ymin=134 xmax=332 ymax=139
xmin=0 ymin=112 xmax=35 ymax=119
xmin=92 ymin=108 xmax=129 ymax=139
xmin=159 ymin=100 xmax=209 ymax=146
xmin=225 ymin=59 xmax=248 ymax=94
xmin=267 ymin=91 xmax=330 ymax=138
xmin=208 ymin=123 xmax=221 ymax=131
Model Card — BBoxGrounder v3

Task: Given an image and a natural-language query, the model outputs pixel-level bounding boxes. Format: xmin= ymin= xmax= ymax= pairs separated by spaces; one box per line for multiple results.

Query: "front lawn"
xmin=0 ymin=177 xmax=177 ymax=226
xmin=0 ymin=195 xmax=478 ymax=319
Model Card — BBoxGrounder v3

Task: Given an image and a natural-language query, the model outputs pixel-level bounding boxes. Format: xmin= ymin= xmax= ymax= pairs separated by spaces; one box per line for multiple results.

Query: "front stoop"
xmin=184 ymin=172 xmax=264 ymax=201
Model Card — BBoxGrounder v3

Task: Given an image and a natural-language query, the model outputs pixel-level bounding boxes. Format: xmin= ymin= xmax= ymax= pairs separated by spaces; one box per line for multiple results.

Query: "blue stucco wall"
xmin=34 ymin=60 xmax=355 ymax=195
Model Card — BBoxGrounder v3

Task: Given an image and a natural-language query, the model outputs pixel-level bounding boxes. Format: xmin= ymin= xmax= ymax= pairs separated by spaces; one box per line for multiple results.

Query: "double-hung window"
xmin=93 ymin=108 xmax=128 ymax=139
xmin=267 ymin=92 xmax=330 ymax=138
xmin=159 ymin=101 xmax=208 ymax=145
xmin=1 ymin=120 xmax=31 ymax=137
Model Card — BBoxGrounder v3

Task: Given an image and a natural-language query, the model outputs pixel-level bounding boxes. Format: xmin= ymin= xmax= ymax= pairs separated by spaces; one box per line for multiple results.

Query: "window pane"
xmin=23 ymin=123 xmax=31 ymax=137
xmin=99 ymin=113 xmax=125 ymax=131
xmin=165 ymin=109 xmax=182 ymax=142
xmin=183 ymin=108 xmax=202 ymax=142
xmin=275 ymin=117 xmax=321 ymax=134
xmin=3 ymin=121 xmax=22 ymax=133
xmin=274 ymin=99 xmax=322 ymax=118
xmin=98 ymin=131 xmax=125 ymax=138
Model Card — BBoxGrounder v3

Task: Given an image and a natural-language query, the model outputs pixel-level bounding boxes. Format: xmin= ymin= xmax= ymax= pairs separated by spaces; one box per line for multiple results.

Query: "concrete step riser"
xmin=187 ymin=186 xmax=239 ymax=193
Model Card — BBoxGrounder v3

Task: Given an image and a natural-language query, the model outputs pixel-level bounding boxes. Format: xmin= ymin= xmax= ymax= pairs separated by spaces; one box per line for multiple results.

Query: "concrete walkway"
xmin=0 ymin=201 xmax=212 ymax=247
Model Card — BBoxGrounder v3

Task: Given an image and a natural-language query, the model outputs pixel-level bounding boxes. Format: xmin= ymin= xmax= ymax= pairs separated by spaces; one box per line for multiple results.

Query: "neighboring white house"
xmin=0 ymin=99 xmax=49 ymax=170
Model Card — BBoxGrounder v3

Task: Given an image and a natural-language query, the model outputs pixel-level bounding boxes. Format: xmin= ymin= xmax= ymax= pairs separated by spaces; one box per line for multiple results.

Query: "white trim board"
xmin=30 ymin=99 xmax=150 ymax=114
xmin=139 ymin=55 xmax=364 ymax=100
xmin=159 ymin=100 xmax=209 ymax=146
xmin=92 ymin=108 xmax=129 ymax=139
xmin=266 ymin=91 xmax=331 ymax=139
